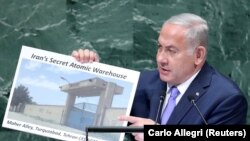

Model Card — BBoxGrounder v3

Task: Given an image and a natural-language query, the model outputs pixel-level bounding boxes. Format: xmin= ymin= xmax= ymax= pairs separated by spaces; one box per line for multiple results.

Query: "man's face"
xmin=157 ymin=23 xmax=197 ymax=85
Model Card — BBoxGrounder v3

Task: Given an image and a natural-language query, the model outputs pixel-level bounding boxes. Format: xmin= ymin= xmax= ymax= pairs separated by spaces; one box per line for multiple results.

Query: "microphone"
xmin=154 ymin=91 xmax=166 ymax=125
xmin=187 ymin=95 xmax=208 ymax=125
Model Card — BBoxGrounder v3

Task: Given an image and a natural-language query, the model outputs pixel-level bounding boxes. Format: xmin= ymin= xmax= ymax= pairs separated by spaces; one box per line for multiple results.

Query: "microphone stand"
xmin=154 ymin=91 xmax=166 ymax=125
xmin=188 ymin=95 xmax=208 ymax=125
xmin=190 ymin=100 xmax=208 ymax=125
xmin=154 ymin=96 xmax=165 ymax=125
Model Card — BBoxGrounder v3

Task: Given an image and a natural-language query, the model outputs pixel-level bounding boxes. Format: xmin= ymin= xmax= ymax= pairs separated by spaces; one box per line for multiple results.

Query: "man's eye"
xmin=168 ymin=48 xmax=177 ymax=54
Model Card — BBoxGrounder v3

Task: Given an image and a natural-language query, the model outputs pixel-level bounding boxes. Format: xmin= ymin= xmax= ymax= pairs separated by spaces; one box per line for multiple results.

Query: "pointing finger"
xmin=118 ymin=115 xmax=141 ymax=124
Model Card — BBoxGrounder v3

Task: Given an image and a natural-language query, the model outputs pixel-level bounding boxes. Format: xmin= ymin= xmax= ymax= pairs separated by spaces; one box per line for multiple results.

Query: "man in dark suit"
xmin=72 ymin=13 xmax=248 ymax=141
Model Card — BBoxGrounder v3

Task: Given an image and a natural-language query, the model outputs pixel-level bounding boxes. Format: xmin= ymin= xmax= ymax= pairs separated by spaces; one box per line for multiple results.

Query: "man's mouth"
xmin=159 ymin=67 xmax=170 ymax=74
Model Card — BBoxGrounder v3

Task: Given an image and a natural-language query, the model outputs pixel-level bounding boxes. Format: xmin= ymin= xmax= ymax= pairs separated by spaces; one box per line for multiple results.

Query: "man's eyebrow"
xmin=157 ymin=43 xmax=176 ymax=49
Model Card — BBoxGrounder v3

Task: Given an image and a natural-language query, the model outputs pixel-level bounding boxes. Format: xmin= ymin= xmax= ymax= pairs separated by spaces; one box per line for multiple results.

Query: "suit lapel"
xmin=148 ymin=82 xmax=167 ymax=122
xmin=166 ymin=62 xmax=213 ymax=124
xmin=167 ymin=81 xmax=205 ymax=124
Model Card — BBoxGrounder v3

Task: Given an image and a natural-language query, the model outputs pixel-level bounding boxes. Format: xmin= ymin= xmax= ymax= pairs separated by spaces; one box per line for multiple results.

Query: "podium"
xmin=85 ymin=126 xmax=144 ymax=141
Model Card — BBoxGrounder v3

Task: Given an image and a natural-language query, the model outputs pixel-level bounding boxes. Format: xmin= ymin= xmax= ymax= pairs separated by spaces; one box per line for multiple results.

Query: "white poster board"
xmin=2 ymin=45 xmax=140 ymax=141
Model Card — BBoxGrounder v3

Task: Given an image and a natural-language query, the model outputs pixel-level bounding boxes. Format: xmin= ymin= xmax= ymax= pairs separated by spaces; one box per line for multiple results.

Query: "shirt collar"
xmin=167 ymin=70 xmax=201 ymax=95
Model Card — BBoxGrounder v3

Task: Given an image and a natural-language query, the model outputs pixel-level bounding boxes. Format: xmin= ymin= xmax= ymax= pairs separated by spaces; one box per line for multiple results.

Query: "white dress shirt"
xmin=161 ymin=70 xmax=201 ymax=116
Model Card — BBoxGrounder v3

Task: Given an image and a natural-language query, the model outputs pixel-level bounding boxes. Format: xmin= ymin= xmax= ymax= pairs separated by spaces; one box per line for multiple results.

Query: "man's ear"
xmin=194 ymin=46 xmax=206 ymax=65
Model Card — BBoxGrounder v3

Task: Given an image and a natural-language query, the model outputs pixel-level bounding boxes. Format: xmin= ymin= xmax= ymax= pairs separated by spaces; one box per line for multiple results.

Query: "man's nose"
xmin=157 ymin=51 xmax=168 ymax=64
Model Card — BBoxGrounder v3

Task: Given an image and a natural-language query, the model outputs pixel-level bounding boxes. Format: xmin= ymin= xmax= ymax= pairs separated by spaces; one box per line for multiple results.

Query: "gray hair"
xmin=164 ymin=13 xmax=208 ymax=52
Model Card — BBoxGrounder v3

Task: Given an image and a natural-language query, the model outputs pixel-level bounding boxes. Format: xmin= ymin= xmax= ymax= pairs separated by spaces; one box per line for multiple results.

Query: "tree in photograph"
xmin=11 ymin=84 xmax=33 ymax=109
